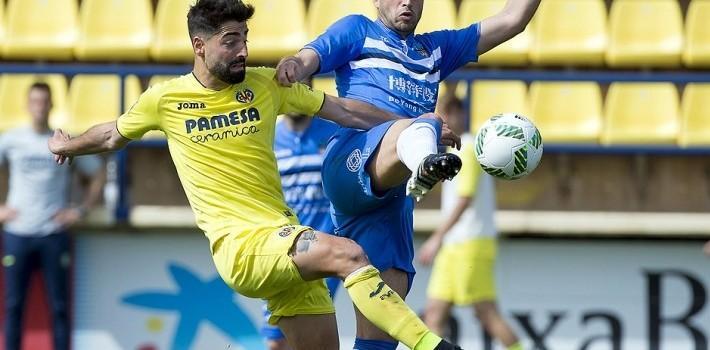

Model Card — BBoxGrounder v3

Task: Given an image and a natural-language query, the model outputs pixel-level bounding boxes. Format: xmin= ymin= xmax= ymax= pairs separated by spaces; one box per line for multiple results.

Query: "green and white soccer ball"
xmin=474 ymin=113 xmax=543 ymax=180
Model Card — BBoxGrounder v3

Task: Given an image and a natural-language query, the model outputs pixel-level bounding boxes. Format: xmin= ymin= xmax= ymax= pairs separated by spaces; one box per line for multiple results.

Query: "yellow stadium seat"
xmin=66 ymin=75 xmax=142 ymax=135
xmin=416 ymin=0 xmax=456 ymax=34
xmin=0 ymin=75 xmax=68 ymax=132
xmin=312 ymin=77 xmax=338 ymax=97
xmin=2 ymin=0 xmax=78 ymax=60
xmin=680 ymin=84 xmax=710 ymax=146
xmin=683 ymin=0 xmax=710 ymax=68
xmin=606 ymin=0 xmax=683 ymax=68
xmin=75 ymin=0 xmax=153 ymax=61
xmin=458 ymin=0 xmax=531 ymax=66
xmin=529 ymin=82 xmax=602 ymax=143
xmin=0 ymin=0 xmax=5 ymax=50
xmin=151 ymin=0 xmax=194 ymax=62
xmin=247 ymin=0 xmax=307 ymax=62
xmin=307 ymin=0 xmax=376 ymax=39
xmin=602 ymin=83 xmax=679 ymax=145
xmin=530 ymin=0 xmax=607 ymax=66
xmin=470 ymin=80 xmax=528 ymax=133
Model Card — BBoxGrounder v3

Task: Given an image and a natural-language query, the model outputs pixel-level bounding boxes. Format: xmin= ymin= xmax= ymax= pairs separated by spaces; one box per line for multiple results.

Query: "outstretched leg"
xmin=285 ymin=230 xmax=461 ymax=350
xmin=368 ymin=115 xmax=460 ymax=200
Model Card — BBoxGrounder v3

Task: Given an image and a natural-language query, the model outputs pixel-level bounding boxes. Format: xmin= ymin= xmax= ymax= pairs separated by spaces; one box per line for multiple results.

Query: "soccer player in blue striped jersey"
xmin=277 ymin=1 xmax=540 ymax=349
xmin=262 ymin=113 xmax=340 ymax=350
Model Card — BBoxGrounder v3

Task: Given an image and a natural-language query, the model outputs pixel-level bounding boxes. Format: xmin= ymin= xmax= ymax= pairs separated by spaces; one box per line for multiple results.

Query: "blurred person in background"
xmin=417 ymin=92 xmax=523 ymax=350
xmin=704 ymin=241 xmax=710 ymax=256
xmin=262 ymin=110 xmax=340 ymax=350
xmin=0 ymin=82 xmax=104 ymax=350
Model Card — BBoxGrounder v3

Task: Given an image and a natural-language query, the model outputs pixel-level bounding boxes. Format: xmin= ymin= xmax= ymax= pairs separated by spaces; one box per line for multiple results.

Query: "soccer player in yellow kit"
xmin=47 ymin=1 xmax=461 ymax=349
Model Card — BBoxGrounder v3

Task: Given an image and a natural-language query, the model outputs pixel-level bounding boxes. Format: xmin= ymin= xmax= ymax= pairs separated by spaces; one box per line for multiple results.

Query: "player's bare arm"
xmin=48 ymin=121 xmax=130 ymax=165
xmin=477 ymin=0 xmax=541 ymax=56
xmin=276 ymin=48 xmax=320 ymax=86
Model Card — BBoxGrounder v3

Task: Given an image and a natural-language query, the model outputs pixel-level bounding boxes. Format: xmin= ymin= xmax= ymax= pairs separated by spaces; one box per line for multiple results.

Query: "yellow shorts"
xmin=212 ymin=225 xmax=334 ymax=325
xmin=427 ymin=238 xmax=497 ymax=305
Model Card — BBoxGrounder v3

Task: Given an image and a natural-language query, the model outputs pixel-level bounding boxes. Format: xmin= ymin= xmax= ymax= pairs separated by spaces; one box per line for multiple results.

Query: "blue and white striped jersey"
xmin=274 ymin=117 xmax=340 ymax=233
xmin=305 ymin=15 xmax=480 ymax=117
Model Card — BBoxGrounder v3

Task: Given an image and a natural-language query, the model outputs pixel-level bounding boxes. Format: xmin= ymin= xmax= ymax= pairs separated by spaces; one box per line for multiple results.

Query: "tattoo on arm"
xmin=289 ymin=230 xmax=318 ymax=257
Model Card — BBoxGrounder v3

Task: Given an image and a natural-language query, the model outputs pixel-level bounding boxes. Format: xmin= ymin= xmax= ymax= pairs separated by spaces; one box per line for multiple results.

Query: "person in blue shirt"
xmin=276 ymin=1 xmax=540 ymax=349
xmin=262 ymin=112 xmax=341 ymax=350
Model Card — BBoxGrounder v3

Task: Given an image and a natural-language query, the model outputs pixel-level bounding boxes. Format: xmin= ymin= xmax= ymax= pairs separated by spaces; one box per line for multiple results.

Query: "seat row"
xmin=2 ymin=74 xmax=709 ymax=147
xmin=0 ymin=0 xmax=707 ymax=67
xmin=315 ymin=77 xmax=710 ymax=146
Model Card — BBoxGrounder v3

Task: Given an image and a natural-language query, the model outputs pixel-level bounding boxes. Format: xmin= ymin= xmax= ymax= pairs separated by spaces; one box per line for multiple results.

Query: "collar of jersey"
xmin=374 ymin=18 xmax=417 ymax=48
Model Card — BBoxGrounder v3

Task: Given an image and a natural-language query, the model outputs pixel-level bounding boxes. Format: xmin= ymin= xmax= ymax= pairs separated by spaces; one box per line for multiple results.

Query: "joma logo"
xmin=177 ymin=102 xmax=206 ymax=110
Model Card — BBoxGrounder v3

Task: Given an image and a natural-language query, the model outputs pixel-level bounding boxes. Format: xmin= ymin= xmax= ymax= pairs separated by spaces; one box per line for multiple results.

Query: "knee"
xmin=332 ymin=239 xmax=369 ymax=278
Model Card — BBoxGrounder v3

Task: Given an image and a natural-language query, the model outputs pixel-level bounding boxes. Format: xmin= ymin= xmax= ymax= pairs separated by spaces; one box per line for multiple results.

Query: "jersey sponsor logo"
xmin=177 ymin=102 xmax=206 ymax=110
xmin=184 ymin=107 xmax=261 ymax=134
xmin=346 ymin=149 xmax=362 ymax=172
xmin=235 ymin=88 xmax=255 ymax=103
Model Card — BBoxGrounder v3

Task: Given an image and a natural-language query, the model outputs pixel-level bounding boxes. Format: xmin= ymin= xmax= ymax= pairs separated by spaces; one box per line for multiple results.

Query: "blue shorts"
xmin=322 ymin=121 xmax=416 ymax=291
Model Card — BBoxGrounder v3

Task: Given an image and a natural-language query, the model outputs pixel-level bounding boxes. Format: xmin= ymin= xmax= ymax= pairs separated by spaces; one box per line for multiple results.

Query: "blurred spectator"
xmin=704 ymin=241 xmax=710 ymax=257
xmin=0 ymin=82 xmax=104 ymax=350
xmin=418 ymin=92 xmax=523 ymax=350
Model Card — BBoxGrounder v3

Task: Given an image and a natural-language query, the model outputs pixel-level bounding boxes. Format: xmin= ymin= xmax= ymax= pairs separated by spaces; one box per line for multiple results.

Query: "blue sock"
xmin=353 ymin=338 xmax=398 ymax=350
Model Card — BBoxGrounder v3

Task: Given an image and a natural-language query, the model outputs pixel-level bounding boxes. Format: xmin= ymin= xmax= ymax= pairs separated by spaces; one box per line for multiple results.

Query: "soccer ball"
xmin=474 ymin=113 xmax=543 ymax=180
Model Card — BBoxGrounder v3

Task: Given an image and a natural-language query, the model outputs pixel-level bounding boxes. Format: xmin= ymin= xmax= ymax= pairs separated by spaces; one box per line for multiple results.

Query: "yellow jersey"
xmin=117 ymin=68 xmax=325 ymax=248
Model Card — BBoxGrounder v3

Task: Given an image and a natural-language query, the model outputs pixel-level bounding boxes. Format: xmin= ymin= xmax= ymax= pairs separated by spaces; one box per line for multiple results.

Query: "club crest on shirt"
xmin=278 ymin=226 xmax=295 ymax=237
xmin=235 ymin=88 xmax=254 ymax=103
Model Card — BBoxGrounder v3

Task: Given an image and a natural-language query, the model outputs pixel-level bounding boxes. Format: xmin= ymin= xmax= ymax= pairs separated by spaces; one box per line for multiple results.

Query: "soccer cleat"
xmin=433 ymin=339 xmax=463 ymax=350
xmin=406 ymin=153 xmax=462 ymax=202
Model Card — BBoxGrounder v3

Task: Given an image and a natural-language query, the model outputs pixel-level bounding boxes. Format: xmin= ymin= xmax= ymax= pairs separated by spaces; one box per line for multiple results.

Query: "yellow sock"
xmin=344 ymin=265 xmax=442 ymax=349
xmin=508 ymin=343 xmax=523 ymax=350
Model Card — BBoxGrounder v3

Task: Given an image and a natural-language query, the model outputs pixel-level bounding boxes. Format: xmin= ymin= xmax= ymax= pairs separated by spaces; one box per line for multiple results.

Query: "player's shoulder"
xmin=246 ymin=66 xmax=277 ymax=81
xmin=149 ymin=74 xmax=193 ymax=92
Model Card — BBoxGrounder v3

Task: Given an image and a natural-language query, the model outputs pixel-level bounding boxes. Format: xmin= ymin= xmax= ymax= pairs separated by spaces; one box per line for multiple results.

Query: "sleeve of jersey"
xmin=279 ymin=82 xmax=326 ymax=117
xmin=116 ymin=87 xmax=161 ymax=140
xmin=423 ymin=22 xmax=481 ymax=79
xmin=455 ymin=141 xmax=481 ymax=197
xmin=303 ymin=15 xmax=367 ymax=74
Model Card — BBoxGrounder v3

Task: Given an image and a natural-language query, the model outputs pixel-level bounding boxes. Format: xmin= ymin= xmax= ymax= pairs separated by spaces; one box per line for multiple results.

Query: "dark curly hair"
xmin=187 ymin=0 xmax=255 ymax=38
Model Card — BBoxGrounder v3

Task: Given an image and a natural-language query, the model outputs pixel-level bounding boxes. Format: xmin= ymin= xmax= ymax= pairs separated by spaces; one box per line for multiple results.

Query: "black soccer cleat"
xmin=406 ymin=153 xmax=462 ymax=201
xmin=433 ymin=339 xmax=463 ymax=350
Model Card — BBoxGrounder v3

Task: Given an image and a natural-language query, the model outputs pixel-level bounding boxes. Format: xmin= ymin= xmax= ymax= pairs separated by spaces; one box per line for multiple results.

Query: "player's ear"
xmin=192 ymin=36 xmax=205 ymax=57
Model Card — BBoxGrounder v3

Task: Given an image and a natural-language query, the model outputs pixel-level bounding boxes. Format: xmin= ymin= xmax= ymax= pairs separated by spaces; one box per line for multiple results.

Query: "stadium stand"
xmin=680 ymin=83 xmax=710 ymax=146
xmin=529 ymin=82 xmax=603 ymax=143
xmin=65 ymin=75 xmax=141 ymax=135
xmin=306 ymin=0 xmax=377 ymax=40
xmin=0 ymin=74 xmax=68 ymax=132
xmin=151 ymin=0 xmax=194 ymax=62
xmin=417 ymin=0 xmax=457 ymax=34
xmin=245 ymin=0 xmax=307 ymax=62
xmin=75 ymin=0 xmax=153 ymax=61
xmin=2 ymin=0 xmax=78 ymax=60
xmin=606 ymin=0 xmax=683 ymax=68
xmin=683 ymin=0 xmax=710 ymax=68
xmin=602 ymin=83 xmax=680 ymax=145
xmin=470 ymin=80 xmax=528 ymax=132
xmin=458 ymin=0 xmax=531 ymax=66
xmin=530 ymin=0 xmax=607 ymax=66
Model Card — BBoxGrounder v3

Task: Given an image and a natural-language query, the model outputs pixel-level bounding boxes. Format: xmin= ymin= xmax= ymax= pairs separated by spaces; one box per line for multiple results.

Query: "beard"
xmin=210 ymin=58 xmax=246 ymax=84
